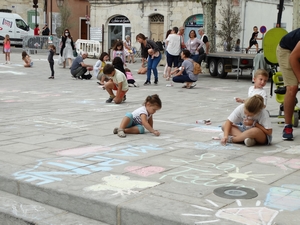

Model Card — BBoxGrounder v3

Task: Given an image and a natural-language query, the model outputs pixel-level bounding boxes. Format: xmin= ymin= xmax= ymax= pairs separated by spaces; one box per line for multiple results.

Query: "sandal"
xmin=186 ymin=84 xmax=196 ymax=89
xmin=117 ymin=129 xmax=126 ymax=138
xmin=182 ymin=85 xmax=187 ymax=88
xmin=113 ymin=127 xmax=118 ymax=134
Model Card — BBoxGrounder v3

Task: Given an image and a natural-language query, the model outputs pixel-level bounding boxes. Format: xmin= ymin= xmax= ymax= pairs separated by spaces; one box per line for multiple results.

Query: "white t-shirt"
xmin=132 ymin=106 xmax=152 ymax=125
xmin=166 ymin=34 xmax=181 ymax=56
xmin=112 ymin=69 xmax=129 ymax=91
xmin=228 ymin=104 xmax=272 ymax=129
xmin=248 ymin=86 xmax=267 ymax=106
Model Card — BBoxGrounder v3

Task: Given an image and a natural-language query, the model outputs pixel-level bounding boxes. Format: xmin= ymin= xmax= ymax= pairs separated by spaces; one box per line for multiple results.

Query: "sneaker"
xmin=106 ymin=96 xmax=114 ymax=103
xmin=282 ymin=124 xmax=293 ymax=140
xmin=244 ymin=138 xmax=256 ymax=147
xmin=48 ymin=76 xmax=54 ymax=79
xmin=133 ymin=82 xmax=139 ymax=87
xmin=144 ymin=80 xmax=151 ymax=85
xmin=218 ymin=133 xmax=233 ymax=143
xmin=122 ymin=95 xmax=126 ymax=102
xmin=154 ymin=79 xmax=158 ymax=85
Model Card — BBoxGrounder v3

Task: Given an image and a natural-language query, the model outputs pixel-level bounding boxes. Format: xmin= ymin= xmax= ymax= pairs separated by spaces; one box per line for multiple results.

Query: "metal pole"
xmin=35 ymin=7 xmax=37 ymax=27
xmin=50 ymin=0 xmax=52 ymax=35
xmin=276 ymin=0 xmax=284 ymax=27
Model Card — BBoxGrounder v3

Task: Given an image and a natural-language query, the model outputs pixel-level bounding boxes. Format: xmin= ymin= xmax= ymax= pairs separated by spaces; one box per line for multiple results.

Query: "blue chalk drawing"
xmin=265 ymin=184 xmax=300 ymax=211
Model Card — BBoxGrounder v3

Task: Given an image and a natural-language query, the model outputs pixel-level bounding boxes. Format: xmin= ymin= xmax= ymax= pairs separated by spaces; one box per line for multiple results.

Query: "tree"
xmin=216 ymin=0 xmax=241 ymax=51
xmin=196 ymin=0 xmax=217 ymax=53
xmin=56 ymin=1 xmax=73 ymax=37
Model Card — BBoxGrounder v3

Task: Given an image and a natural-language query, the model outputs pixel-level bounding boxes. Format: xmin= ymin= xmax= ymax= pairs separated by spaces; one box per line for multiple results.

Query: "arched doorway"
xmin=108 ymin=16 xmax=131 ymax=49
xmin=149 ymin=14 xmax=164 ymax=42
xmin=184 ymin=14 xmax=204 ymax=41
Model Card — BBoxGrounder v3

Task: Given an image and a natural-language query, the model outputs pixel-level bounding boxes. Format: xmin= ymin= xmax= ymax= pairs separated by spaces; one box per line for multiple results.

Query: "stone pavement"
xmin=0 ymin=52 xmax=300 ymax=225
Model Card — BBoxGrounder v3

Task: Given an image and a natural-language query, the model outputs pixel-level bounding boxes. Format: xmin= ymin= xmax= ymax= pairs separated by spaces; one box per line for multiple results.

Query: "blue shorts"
xmin=236 ymin=124 xmax=272 ymax=145
xmin=125 ymin=112 xmax=145 ymax=134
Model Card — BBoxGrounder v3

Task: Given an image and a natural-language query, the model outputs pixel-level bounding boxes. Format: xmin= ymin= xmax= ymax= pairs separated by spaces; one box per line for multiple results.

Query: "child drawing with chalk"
xmin=113 ymin=94 xmax=162 ymax=138
xmin=220 ymin=95 xmax=272 ymax=147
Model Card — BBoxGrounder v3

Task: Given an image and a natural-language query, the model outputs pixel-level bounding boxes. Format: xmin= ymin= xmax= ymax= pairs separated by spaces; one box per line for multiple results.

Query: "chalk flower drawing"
xmin=182 ymin=199 xmax=279 ymax=225
xmin=83 ymin=174 xmax=160 ymax=195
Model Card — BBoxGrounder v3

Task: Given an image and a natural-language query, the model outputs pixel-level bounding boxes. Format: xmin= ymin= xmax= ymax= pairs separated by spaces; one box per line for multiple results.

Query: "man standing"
xmin=70 ymin=52 xmax=93 ymax=79
xmin=276 ymin=28 xmax=300 ymax=140
xmin=178 ymin=26 xmax=186 ymax=49
xmin=42 ymin=23 xmax=50 ymax=36
xmin=34 ymin=24 xmax=40 ymax=36
xmin=198 ymin=28 xmax=210 ymax=64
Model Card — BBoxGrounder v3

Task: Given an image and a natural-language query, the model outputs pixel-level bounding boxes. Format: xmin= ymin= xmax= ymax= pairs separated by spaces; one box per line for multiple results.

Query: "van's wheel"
xmin=217 ymin=59 xmax=228 ymax=78
xmin=293 ymin=111 xmax=299 ymax=127
xmin=209 ymin=59 xmax=218 ymax=77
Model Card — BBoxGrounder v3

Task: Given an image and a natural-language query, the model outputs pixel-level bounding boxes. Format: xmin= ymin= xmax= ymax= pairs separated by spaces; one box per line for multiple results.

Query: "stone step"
xmin=0 ymin=189 xmax=109 ymax=225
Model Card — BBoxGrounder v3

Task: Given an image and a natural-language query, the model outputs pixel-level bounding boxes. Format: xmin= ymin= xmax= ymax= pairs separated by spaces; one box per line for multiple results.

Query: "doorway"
xmin=149 ymin=14 xmax=164 ymax=42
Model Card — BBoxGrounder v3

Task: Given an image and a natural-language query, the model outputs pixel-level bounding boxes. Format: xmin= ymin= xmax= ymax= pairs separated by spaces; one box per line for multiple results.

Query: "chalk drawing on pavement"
xmin=13 ymin=144 xmax=163 ymax=185
xmin=256 ymin=156 xmax=300 ymax=170
xmin=265 ymin=184 xmax=300 ymax=211
xmin=0 ymin=197 xmax=45 ymax=220
xmin=160 ymin=153 xmax=264 ymax=190
xmin=125 ymin=166 xmax=165 ymax=177
xmin=183 ymin=200 xmax=279 ymax=225
xmin=171 ymin=141 xmax=240 ymax=151
xmin=83 ymin=174 xmax=160 ymax=195
xmin=188 ymin=126 xmax=222 ymax=133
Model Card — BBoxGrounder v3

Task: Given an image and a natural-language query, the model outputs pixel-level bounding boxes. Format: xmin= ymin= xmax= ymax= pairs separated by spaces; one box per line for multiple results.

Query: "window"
xmin=16 ymin=19 xmax=28 ymax=31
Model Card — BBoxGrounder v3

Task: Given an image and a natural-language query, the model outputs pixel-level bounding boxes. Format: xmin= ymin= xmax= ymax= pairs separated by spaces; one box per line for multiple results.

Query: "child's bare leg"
xmin=7 ymin=53 xmax=10 ymax=62
xmin=166 ymin=66 xmax=171 ymax=79
xmin=255 ymin=44 xmax=259 ymax=52
xmin=105 ymin=81 xmax=115 ymax=96
xmin=232 ymin=127 xmax=266 ymax=144
xmin=124 ymin=126 xmax=140 ymax=134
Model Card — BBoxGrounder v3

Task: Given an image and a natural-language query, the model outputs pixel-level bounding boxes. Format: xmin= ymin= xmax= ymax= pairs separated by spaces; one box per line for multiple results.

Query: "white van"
xmin=0 ymin=12 xmax=34 ymax=46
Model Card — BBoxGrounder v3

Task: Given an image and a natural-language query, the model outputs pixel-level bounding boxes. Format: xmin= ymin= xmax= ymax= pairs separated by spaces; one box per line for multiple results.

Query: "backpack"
xmin=190 ymin=59 xmax=201 ymax=75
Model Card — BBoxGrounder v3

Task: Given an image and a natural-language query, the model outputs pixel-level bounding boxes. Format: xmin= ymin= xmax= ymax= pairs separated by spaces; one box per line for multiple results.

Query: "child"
xmin=112 ymin=57 xmax=126 ymax=76
xmin=94 ymin=52 xmax=110 ymax=85
xmin=103 ymin=64 xmax=129 ymax=104
xmin=113 ymin=94 xmax=162 ymax=137
xmin=112 ymin=41 xmax=126 ymax=64
xmin=48 ymin=45 xmax=56 ymax=79
xmin=245 ymin=26 xmax=262 ymax=53
xmin=22 ymin=51 xmax=33 ymax=67
xmin=235 ymin=39 xmax=241 ymax=52
xmin=220 ymin=95 xmax=272 ymax=147
xmin=148 ymin=48 xmax=160 ymax=59
xmin=235 ymin=69 xmax=268 ymax=107
xmin=125 ymin=68 xmax=138 ymax=87
xmin=137 ymin=61 xmax=147 ymax=74
xmin=3 ymin=34 xmax=11 ymax=64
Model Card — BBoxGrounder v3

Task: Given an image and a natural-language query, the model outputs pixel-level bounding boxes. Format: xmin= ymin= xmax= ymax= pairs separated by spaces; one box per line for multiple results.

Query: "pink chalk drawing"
xmin=256 ymin=156 xmax=300 ymax=170
xmin=56 ymin=146 xmax=111 ymax=156
xmin=265 ymin=184 xmax=300 ymax=211
xmin=215 ymin=207 xmax=278 ymax=225
xmin=125 ymin=166 xmax=165 ymax=177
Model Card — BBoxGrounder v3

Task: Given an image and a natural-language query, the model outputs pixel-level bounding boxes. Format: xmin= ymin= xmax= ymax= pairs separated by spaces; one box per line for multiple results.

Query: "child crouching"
xmin=113 ymin=94 xmax=162 ymax=137
xmin=103 ymin=64 xmax=129 ymax=104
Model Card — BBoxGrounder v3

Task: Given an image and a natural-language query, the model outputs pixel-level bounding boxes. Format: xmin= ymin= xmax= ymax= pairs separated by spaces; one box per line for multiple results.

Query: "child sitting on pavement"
xmin=22 ymin=51 xmax=33 ymax=67
xmin=113 ymin=94 xmax=162 ymax=137
xmin=235 ymin=69 xmax=268 ymax=107
xmin=103 ymin=64 xmax=128 ymax=104
xmin=125 ymin=68 xmax=138 ymax=87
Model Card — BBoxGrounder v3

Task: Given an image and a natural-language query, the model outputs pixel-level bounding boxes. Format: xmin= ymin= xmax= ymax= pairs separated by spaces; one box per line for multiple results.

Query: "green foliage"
xmin=57 ymin=1 xmax=73 ymax=37
xmin=216 ymin=0 xmax=241 ymax=51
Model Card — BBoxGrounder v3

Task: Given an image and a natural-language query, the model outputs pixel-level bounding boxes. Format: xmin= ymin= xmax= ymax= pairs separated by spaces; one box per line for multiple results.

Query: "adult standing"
xmin=178 ymin=26 xmax=186 ymax=49
xmin=276 ymin=28 xmax=300 ymax=140
xmin=60 ymin=29 xmax=75 ymax=69
xmin=123 ymin=35 xmax=135 ymax=63
xmin=136 ymin=33 xmax=162 ymax=85
xmin=34 ymin=24 xmax=40 ymax=36
xmin=171 ymin=49 xmax=198 ymax=89
xmin=42 ymin=23 xmax=50 ymax=36
xmin=165 ymin=27 xmax=182 ymax=80
xmin=185 ymin=30 xmax=203 ymax=62
xmin=163 ymin=29 xmax=172 ymax=78
xmin=70 ymin=52 xmax=93 ymax=79
xmin=197 ymin=28 xmax=210 ymax=65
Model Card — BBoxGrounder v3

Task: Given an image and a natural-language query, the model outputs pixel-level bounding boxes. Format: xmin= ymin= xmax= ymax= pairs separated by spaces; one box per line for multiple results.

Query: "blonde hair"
xmin=254 ymin=69 xmax=269 ymax=79
xmin=244 ymin=95 xmax=264 ymax=115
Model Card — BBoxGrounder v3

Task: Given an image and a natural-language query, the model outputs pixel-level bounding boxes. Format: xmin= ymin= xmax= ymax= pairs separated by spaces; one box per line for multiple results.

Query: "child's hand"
xmin=220 ymin=137 xmax=227 ymax=146
xmin=153 ymin=130 xmax=160 ymax=136
xmin=235 ymin=97 xmax=243 ymax=103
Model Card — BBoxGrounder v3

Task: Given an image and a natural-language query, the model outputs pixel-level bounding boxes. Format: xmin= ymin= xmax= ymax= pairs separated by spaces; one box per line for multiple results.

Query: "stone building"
xmin=89 ymin=0 xmax=293 ymax=52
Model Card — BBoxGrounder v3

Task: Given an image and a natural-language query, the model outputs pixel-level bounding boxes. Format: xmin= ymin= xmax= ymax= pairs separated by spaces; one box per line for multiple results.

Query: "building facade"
xmin=89 ymin=0 xmax=293 ymax=52
xmin=0 ymin=0 xmax=90 ymax=41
